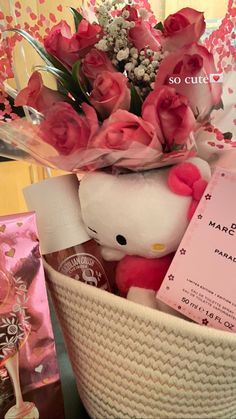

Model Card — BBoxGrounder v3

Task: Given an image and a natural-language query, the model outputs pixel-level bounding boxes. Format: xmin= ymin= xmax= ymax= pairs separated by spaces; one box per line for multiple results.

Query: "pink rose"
xmin=70 ymin=19 xmax=102 ymax=59
xmin=82 ymin=49 xmax=116 ymax=84
xmin=155 ymin=43 xmax=222 ymax=121
xmin=44 ymin=19 xmax=102 ymax=68
xmin=91 ymin=110 xmax=162 ymax=152
xmin=44 ymin=21 xmax=77 ymax=68
xmin=40 ymin=102 xmax=98 ymax=155
xmin=120 ymin=5 xmax=139 ymax=22
xmin=163 ymin=8 xmax=206 ymax=51
xmin=142 ymin=86 xmax=195 ymax=146
xmin=129 ymin=19 xmax=162 ymax=52
xmin=90 ymin=71 xmax=131 ymax=119
xmin=15 ymin=71 xmax=64 ymax=113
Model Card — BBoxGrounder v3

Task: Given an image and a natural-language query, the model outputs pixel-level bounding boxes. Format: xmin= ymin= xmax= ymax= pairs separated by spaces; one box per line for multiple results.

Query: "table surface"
xmin=49 ymin=297 xmax=91 ymax=419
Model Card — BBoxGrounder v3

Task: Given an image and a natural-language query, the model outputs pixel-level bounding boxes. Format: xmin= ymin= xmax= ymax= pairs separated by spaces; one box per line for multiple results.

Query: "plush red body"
xmin=116 ymin=253 xmax=174 ymax=296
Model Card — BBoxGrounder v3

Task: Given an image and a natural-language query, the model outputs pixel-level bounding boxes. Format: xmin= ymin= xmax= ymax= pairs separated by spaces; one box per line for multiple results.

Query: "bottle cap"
xmin=24 ymin=174 xmax=90 ymax=254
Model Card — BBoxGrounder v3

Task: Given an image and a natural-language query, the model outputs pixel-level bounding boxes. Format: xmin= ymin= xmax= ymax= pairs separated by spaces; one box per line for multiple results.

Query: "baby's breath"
xmin=94 ymin=0 xmax=165 ymax=98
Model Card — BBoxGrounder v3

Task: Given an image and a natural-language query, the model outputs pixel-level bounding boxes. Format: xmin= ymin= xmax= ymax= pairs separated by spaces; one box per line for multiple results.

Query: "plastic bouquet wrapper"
xmin=196 ymin=70 xmax=236 ymax=168
xmin=0 ymin=114 xmax=196 ymax=172
xmin=0 ymin=0 xmax=235 ymax=173
xmin=0 ymin=212 xmax=64 ymax=419
xmin=0 ymin=139 xmax=31 ymax=163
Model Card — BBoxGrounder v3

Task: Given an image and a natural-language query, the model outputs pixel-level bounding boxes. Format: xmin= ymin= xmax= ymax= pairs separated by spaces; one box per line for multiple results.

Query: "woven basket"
xmin=44 ymin=261 xmax=236 ymax=419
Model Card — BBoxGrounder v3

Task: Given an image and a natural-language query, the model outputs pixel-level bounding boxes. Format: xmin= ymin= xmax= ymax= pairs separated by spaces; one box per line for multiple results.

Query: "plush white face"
xmin=79 ymin=170 xmax=188 ymax=259
xmin=79 ymin=158 xmax=210 ymax=260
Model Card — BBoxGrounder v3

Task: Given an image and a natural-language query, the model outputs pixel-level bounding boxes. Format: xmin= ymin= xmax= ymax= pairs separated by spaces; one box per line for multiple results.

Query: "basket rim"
xmin=44 ymin=259 xmax=236 ymax=348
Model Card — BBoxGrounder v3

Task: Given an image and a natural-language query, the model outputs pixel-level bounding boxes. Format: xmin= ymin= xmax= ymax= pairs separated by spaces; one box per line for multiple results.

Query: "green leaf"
xmin=69 ymin=7 xmax=83 ymax=31
xmin=154 ymin=21 xmax=164 ymax=32
xmin=5 ymin=28 xmax=70 ymax=75
xmin=34 ymin=65 xmax=82 ymax=103
xmin=213 ymin=98 xmax=224 ymax=111
xmin=129 ymin=85 xmax=143 ymax=116
xmin=72 ymin=60 xmax=90 ymax=103
xmin=171 ymin=144 xmax=183 ymax=151
xmin=223 ymin=132 xmax=233 ymax=140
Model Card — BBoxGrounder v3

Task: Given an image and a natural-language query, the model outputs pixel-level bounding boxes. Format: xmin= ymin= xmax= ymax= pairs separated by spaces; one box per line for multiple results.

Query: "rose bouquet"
xmin=0 ymin=0 xmax=235 ymax=172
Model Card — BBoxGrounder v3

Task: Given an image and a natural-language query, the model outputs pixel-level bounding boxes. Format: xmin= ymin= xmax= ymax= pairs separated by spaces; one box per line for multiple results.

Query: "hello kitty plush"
xmin=79 ymin=157 xmax=211 ymax=309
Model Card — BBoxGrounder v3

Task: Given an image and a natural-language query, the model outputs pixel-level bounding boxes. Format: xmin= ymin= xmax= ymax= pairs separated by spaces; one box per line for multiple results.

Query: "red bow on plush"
xmin=168 ymin=162 xmax=208 ymax=220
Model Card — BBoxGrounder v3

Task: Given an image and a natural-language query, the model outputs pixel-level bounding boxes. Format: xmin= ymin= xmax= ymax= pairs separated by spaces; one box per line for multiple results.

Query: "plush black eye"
xmin=116 ymin=235 xmax=127 ymax=246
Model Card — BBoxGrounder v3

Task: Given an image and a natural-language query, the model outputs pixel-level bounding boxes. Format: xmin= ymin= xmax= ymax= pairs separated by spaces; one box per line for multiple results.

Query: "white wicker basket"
xmin=44 ymin=261 xmax=236 ymax=419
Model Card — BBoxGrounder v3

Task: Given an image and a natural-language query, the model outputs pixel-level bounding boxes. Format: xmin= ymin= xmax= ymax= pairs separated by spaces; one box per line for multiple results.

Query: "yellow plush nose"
xmin=151 ymin=243 xmax=166 ymax=252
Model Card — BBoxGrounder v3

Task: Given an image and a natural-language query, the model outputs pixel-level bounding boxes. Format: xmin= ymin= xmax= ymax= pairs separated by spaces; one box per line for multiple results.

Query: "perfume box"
xmin=157 ymin=167 xmax=236 ymax=332
xmin=0 ymin=212 xmax=64 ymax=418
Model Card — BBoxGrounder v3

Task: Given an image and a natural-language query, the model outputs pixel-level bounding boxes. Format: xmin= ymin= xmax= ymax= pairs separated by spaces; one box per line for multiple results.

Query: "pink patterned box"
xmin=157 ymin=167 xmax=236 ymax=333
xmin=0 ymin=212 xmax=64 ymax=419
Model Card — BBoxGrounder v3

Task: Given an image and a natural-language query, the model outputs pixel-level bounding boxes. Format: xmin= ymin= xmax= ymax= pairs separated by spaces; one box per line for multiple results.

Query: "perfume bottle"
xmin=44 ymin=240 xmax=115 ymax=291
xmin=24 ymin=174 xmax=115 ymax=292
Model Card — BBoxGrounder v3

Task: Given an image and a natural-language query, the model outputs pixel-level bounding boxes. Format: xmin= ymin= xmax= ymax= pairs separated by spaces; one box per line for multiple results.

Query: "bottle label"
xmin=58 ymin=253 xmax=110 ymax=290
